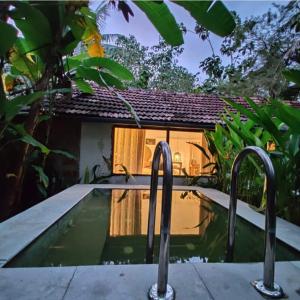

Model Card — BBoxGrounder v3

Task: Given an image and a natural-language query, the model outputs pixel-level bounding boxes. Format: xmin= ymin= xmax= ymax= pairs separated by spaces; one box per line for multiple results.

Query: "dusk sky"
xmin=92 ymin=1 xmax=286 ymax=82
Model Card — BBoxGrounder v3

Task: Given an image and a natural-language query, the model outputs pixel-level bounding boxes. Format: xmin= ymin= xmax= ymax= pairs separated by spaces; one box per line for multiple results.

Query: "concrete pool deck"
xmin=0 ymin=184 xmax=300 ymax=299
xmin=1 ymin=262 xmax=300 ymax=299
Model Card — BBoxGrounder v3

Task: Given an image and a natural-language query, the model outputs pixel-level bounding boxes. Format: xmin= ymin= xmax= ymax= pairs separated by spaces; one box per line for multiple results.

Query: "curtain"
xmin=114 ymin=128 xmax=146 ymax=174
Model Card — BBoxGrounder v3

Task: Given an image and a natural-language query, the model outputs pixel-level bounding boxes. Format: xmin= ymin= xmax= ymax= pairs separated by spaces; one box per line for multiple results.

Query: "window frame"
xmin=112 ymin=125 xmax=211 ymax=177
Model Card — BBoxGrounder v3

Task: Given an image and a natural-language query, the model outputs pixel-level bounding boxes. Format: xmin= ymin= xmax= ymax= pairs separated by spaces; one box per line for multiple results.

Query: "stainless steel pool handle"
xmin=146 ymin=141 xmax=175 ymax=300
xmin=226 ymin=146 xmax=283 ymax=298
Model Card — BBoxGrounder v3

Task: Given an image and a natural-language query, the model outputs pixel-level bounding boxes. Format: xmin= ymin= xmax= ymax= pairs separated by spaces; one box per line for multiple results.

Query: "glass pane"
xmin=169 ymin=130 xmax=214 ymax=176
xmin=113 ymin=128 xmax=167 ymax=175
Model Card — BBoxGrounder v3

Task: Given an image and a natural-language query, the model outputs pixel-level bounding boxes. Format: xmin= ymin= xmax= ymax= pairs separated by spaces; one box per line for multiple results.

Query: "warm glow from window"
xmin=109 ymin=190 xmax=214 ymax=236
xmin=113 ymin=128 xmax=166 ymax=175
xmin=267 ymin=141 xmax=276 ymax=151
xmin=169 ymin=131 xmax=213 ymax=176
xmin=113 ymin=127 xmax=213 ymax=176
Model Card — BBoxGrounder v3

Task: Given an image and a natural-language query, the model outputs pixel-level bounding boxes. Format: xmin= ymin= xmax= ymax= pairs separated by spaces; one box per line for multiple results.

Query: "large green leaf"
xmin=66 ymin=14 xmax=86 ymax=40
xmin=83 ymin=57 xmax=134 ymax=81
xmin=51 ymin=149 xmax=76 ymax=160
xmin=282 ymin=69 xmax=300 ymax=86
xmin=222 ymin=97 xmax=260 ymax=123
xmin=77 ymin=65 xmax=124 ymax=88
xmin=213 ymin=124 xmax=227 ymax=157
xmin=74 ymin=79 xmax=94 ymax=94
xmin=13 ymin=124 xmax=50 ymax=154
xmin=66 ymin=56 xmax=83 ymax=71
xmin=32 ymin=2 xmax=65 ymax=42
xmin=99 ymin=72 xmax=124 ymax=89
xmin=20 ymin=134 xmax=50 ymax=155
xmin=76 ymin=66 xmax=101 ymax=84
xmin=106 ymin=86 xmax=140 ymax=126
xmin=288 ymin=134 xmax=300 ymax=157
xmin=32 ymin=165 xmax=49 ymax=188
xmin=77 ymin=66 xmax=124 ymax=89
xmin=187 ymin=142 xmax=210 ymax=160
xmin=0 ymin=21 xmax=17 ymax=55
xmin=223 ymin=117 xmax=250 ymax=146
xmin=271 ymin=99 xmax=300 ymax=134
xmin=9 ymin=38 xmax=42 ymax=80
xmin=5 ymin=91 xmax=44 ymax=121
xmin=134 ymin=1 xmax=183 ymax=46
xmin=174 ymin=1 xmax=235 ymax=37
xmin=223 ymin=97 xmax=285 ymax=149
xmin=11 ymin=2 xmax=52 ymax=57
xmin=244 ymin=97 xmax=285 ymax=148
xmin=61 ymin=30 xmax=79 ymax=55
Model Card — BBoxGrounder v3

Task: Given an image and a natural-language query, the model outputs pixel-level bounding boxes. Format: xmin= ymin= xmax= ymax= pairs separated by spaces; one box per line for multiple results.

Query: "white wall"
xmin=79 ymin=122 xmax=113 ymax=179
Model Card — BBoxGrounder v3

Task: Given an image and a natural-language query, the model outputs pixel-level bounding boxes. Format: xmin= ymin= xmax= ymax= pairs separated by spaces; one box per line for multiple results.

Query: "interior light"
xmin=174 ymin=152 xmax=181 ymax=162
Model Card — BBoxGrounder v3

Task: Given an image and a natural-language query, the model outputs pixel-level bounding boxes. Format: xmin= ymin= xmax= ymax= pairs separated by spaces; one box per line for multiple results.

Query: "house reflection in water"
xmin=109 ymin=190 xmax=214 ymax=237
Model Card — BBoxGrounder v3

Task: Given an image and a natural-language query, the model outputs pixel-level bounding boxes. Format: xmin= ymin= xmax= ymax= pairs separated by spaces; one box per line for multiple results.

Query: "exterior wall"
xmin=79 ymin=122 xmax=113 ymax=179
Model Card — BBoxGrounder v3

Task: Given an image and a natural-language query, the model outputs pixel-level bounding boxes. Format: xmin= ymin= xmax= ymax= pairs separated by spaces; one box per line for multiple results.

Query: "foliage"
xmin=198 ymin=1 xmax=300 ymax=100
xmin=133 ymin=0 xmax=235 ymax=44
xmin=133 ymin=1 xmax=183 ymax=46
xmin=0 ymin=1 xmax=132 ymax=218
xmin=83 ymin=156 xmax=134 ymax=184
xmin=283 ymin=68 xmax=300 ymax=86
xmin=185 ymin=117 xmax=267 ymax=207
xmin=109 ymin=36 xmax=197 ymax=92
xmin=221 ymin=97 xmax=300 ymax=225
xmin=197 ymin=95 xmax=300 ymax=225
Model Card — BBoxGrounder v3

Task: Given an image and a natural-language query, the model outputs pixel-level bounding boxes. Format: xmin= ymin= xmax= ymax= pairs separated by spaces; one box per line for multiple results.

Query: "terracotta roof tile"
xmin=51 ymin=85 xmax=300 ymax=127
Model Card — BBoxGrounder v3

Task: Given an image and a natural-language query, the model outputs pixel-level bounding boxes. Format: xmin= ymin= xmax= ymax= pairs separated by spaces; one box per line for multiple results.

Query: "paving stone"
xmin=193 ymin=262 xmax=263 ymax=300
xmin=63 ymin=264 xmax=212 ymax=300
xmin=193 ymin=262 xmax=300 ymax=300
xmin=0 ymin=262 xmax=300 ymax=299
xmin=0 ymin=267 xmax=76 ymax=300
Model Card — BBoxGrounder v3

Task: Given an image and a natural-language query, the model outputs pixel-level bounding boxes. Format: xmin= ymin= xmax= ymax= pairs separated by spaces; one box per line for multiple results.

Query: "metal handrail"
xmin=226 ymin=146 xmax=283 ymax=298
xmin=146 ymin=141 xmax=175 ymax=300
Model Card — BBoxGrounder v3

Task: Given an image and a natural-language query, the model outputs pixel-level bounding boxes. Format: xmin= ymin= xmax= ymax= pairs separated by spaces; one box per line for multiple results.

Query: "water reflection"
xmin=109 ymin=190 xmax=214 ymax=237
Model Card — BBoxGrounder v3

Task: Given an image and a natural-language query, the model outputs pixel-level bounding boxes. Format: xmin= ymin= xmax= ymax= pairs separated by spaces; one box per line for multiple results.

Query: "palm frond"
xmin=95 ymin=1 xmax=110 ymax=28
xmin=187 ymin=142 xmax=211 ymax=160
xmin=102 ymin=33 xmax=125 ymax=43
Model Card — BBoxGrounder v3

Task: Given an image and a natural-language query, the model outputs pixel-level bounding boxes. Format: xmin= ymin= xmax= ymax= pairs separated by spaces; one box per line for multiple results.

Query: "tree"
xmin=0 ymin=2 xmax=109 ymax=219
xmin=198 ymin=1 xmax=300 ymax=100
xmin=109 ymin=36 xmax=197 ymax=92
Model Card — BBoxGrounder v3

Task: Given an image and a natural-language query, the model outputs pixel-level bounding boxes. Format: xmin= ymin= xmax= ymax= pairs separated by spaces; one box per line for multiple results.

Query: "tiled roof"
xmin=51 ymin=85 xmax=300 ymax=127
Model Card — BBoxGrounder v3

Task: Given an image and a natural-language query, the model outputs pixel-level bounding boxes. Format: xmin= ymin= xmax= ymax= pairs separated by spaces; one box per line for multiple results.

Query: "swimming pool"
xmin=6 ymin=189 xmax=300 ymax=267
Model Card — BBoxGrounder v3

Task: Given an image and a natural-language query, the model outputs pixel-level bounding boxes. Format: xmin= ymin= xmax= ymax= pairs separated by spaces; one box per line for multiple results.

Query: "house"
xmin=43 ymin=86 xmax=292 ymax=186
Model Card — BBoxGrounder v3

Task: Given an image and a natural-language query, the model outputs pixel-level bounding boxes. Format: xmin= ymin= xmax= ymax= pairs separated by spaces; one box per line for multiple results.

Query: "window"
xmin=113 ymin=127 xmax=213 ymax=176
xmin=113 ymin=128 xmax=166 ymax=175
xmin=169 ymin=131 xmax=212 ymax=176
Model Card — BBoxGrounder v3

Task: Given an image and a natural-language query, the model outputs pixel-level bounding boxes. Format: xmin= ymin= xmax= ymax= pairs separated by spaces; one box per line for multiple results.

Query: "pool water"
xmin=7 ymin=189 xmax=300 ymax=267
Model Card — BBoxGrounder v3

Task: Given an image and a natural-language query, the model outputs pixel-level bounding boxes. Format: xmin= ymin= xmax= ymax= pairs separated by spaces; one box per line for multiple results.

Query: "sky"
xmin=91 ymin=1 xmax=287 ymax=82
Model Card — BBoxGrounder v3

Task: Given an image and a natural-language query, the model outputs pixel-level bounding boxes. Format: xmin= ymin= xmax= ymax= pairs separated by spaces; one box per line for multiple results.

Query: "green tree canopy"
xmin=198 ymin=1 xmax=300 ymax=100
xmin=109 ymin=35 xmax=197 ymax=92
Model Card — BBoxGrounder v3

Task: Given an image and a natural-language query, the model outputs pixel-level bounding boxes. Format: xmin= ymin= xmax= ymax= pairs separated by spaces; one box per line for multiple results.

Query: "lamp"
xmin=174 ymin=151 xmax=181 ymax=162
